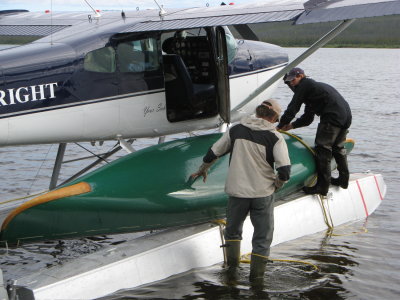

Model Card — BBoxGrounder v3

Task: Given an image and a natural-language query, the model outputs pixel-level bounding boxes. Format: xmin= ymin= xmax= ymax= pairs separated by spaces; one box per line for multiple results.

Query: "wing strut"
xmin=233 ymin=19 xmax=356 ymax=111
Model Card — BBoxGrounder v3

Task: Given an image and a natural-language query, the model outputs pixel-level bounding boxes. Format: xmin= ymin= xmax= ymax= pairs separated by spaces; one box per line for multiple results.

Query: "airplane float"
xmin=0 ymin=0 xmax=398 ymax=244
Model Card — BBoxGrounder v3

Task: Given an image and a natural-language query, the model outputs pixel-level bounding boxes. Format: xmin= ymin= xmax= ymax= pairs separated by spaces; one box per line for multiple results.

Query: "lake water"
xmin=0 ymin=48 xmax=399 ymax=299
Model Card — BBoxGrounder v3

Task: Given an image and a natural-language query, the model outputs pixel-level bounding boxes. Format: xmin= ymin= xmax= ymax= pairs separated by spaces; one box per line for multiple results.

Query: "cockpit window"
xmin=117 ymin=38 xmax=160 ymax=73
xmin=84 ymin=46 xmax=116 ymax=73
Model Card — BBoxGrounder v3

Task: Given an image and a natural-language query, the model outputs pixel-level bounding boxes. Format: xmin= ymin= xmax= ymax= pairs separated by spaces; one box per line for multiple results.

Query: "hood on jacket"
xmin=240 ymin=114 xmax=276 ymax=131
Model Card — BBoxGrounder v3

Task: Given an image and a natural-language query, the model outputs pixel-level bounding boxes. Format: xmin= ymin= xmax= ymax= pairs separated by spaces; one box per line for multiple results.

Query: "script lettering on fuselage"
xmin=143 ymin=103 xmax=166 ymax=117
xmin=0 ymin=82 xmax=58 ymax=107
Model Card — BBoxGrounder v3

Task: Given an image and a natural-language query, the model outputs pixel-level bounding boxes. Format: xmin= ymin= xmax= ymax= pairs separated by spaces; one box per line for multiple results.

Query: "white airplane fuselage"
xmin=0 ymin=65 xmax=284 ymax=146
xmin=0 ymin=23 xmax=288 ymax=146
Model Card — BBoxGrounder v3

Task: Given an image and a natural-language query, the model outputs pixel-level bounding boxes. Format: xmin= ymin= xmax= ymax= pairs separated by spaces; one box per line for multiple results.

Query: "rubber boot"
xmin=223 ymin=241 xmax=241 ymax=286
xmin=225 ymin=240 xmax=241 ymax=268
xmin=303 ymin=147 xmax=331 ymax=196
xmin=331 ymin=151 xmax=349 ymax=189
xmin=249 ymin=254 xmax=267 ymax=282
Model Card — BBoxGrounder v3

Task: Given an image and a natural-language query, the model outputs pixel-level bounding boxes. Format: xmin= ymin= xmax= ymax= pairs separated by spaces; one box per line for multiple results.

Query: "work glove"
xmin=274 ymin=177 xmax=287 ymax=191
xmin=190 ymin=161 xmax=215 ymax=183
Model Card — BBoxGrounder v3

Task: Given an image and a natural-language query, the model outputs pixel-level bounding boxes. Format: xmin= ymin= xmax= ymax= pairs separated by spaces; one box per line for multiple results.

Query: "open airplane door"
xmin=215 ymin=26 xmax=230 ymax=124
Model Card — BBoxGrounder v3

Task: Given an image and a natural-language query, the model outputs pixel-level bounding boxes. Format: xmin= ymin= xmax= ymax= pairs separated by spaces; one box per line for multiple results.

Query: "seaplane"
xmin=0 ymin=0 xmax=397 ymax=242
xmin=0 ymin=0 xmax=396 ymax=298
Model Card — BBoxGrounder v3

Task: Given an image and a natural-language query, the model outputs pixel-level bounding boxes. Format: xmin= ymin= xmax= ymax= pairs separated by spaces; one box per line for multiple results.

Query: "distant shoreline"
xmin=276 ymin=44 xmax=400 ymax=49
xmin=231 ymin=15 xmax=400 ymax=49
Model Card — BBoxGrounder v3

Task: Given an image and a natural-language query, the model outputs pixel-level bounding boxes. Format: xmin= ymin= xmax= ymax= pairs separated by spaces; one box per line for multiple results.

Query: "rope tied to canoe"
xmin=279 ymin=130 xmax=318 ymax=187
xmin=319 ymin=194 xmax=334 ymax=230
xmin=318 ymin=194 xmax=368 ymax=237
xmin=279 ymin=130 xmax=316 ymax=156
xmin=280 ymin=131 xmax=364 ymax=236
xmin=240 ymin=253 xmax=319 ymax=271
xmin=212 ymin=219 xmax=320 ymax=272
xmin=0 ymin=190 xmax=48 ymax=205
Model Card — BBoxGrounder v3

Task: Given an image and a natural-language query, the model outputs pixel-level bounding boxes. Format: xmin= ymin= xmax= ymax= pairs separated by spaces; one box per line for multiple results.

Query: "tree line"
xmin=235 ymin=15 xmax=400 ymax=48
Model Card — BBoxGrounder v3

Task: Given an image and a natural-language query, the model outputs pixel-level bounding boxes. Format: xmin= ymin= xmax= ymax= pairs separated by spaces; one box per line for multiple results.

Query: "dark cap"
xmin=284 ymin=67 xmax=305 ymax=83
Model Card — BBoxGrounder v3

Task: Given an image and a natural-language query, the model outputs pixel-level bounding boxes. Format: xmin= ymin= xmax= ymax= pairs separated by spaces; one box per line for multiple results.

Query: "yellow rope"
xmin=279 ymin=132 xmax=365 ymax=237
xmin=0 ymin=190 xmax=48 ymax=205
xmin=279 ymin=130 xmax=317 ymax=188
xmin=318 ymin=195 xmax=368 ymax=237
xmin=239 ymin=253 xmax=254 ymax=263
xmin=213 ymin=219 xmax=226 ymax=226
xmin=270 ymin=258 xmax=319 ymax=271
xmin=308 ymin=175 xmax=318 ymax=186
xmin=240 ymin=253 xmax=319 ymax=271
xmin=325 ymin=195 xmax=334 ymax=229
xmin=279 ymin=130 xmax=316 ymax=156
xmin=328 ymin=226 xmax=368 ymax=237
xmin=318 ymin=195 xmax=334 ymax=230
xmin=213 ymin=219 xmax=227 ymax=264
xmin=213 ymin=216 xmax=319 ymax=272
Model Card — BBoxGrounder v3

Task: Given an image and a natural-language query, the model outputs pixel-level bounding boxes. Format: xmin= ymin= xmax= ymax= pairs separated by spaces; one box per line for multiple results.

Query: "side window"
xmin=84 ymin=46 xmax=116 ymax=73
xmin=117 ymin=38 xmax=160 ymax=73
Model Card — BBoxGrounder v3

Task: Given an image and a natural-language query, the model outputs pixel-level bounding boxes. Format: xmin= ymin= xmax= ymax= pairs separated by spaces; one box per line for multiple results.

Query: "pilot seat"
xmin=163 ymin=54 xmax=216 ymax=122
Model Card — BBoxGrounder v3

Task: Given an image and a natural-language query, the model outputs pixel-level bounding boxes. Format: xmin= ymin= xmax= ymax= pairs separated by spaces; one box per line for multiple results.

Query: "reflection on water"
xmin=0 ymin=48 xmax=400 ymax=299
xmin=98 ymin=262 xmax=328 ymax=300
xmin=97 ymin=222 xmax=371 ymax=300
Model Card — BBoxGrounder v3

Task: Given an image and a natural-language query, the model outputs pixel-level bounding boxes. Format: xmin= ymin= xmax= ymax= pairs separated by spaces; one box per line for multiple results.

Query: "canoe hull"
xmin=0 ymin=133 xmax=353 ymax=244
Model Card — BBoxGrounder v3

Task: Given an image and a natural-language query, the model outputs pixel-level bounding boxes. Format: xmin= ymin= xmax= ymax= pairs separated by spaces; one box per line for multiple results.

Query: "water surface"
xmin=0 ymin=48 xmax=399 ymax=299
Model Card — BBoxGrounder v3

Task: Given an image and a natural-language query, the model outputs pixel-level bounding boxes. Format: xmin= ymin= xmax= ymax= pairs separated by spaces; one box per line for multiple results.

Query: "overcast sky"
xmin=2 ymin=0 xmax=258 ymax=12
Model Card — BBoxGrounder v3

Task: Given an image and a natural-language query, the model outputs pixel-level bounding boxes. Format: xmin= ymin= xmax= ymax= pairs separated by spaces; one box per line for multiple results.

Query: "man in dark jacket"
xmin=277 ymin=67 xmax=352 ymax=196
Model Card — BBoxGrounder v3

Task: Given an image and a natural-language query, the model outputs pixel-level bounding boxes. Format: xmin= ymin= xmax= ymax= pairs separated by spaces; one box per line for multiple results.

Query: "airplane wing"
xmin=122 ymin=1 xmax=305 ymax=33
xmin=113 ymin=0 xmax=400 ymax=33
xmin=123 ymin=0 xmax=400 ymax=32
xmin=0 ymin=2 xmax=303 ymax=37
xmin=0 ymin=9 xmax=166 ymax=37
xmin=1 ymin=0 xmax=399 ymax=38
xmin=297 ymin=0 xmax=400 ymax=24
xmin=0 ymin=10 xmax=92 ymax=36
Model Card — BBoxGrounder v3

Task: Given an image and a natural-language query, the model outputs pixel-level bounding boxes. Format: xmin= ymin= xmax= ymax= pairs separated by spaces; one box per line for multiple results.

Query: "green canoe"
xmin=0 ymin=132 xmax=354 ymax=244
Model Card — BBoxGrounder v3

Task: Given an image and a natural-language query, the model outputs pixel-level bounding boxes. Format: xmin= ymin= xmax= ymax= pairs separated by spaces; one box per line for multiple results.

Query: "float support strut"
xmin=49 ymin=143 xmax=67 ymax=190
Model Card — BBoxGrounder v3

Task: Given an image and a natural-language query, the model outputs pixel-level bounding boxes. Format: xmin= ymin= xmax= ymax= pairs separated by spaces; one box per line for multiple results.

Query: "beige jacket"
xmin=208 ymin=115 xmax=291 ymax=198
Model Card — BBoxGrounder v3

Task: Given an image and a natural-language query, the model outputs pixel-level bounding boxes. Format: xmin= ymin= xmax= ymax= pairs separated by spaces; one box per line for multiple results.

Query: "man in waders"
xmin=191 ymin=99 xmax=291 ymax=282
xmin=278 ymin=67 xmax=352 ymax=196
